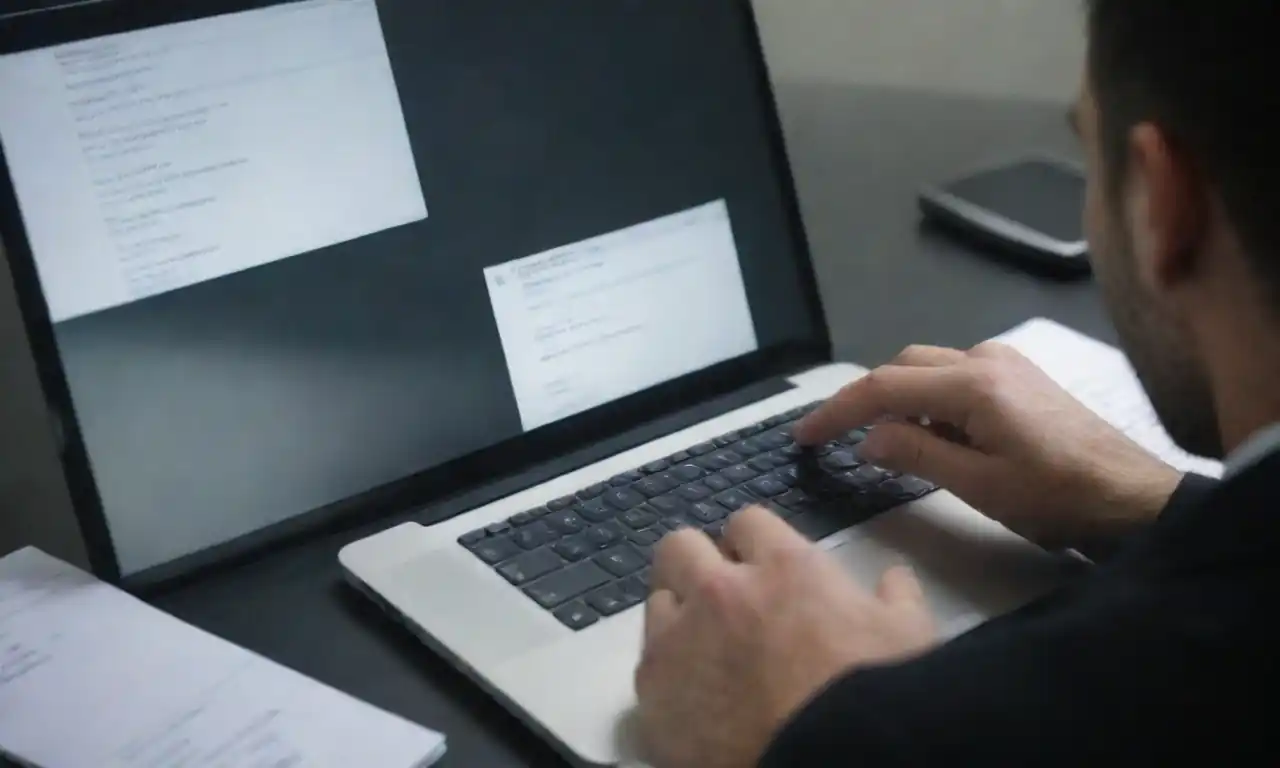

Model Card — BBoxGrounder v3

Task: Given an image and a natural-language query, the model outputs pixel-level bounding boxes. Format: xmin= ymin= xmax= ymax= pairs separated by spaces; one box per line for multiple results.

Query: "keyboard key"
xmin=748 ymin=475 xmax=790 ymax=498
xmin=776 ymin=465 xmax=801 ymax=486
xmin=662 ymin=515 xmax=697 ymax=532
xmin=689 ymin=502 xmax=726 ymax=524
xmin=578 ymin=483 xmax=609 ymax=500
xmin=688 ymin=442 xmax=717 ymax=456
xmin=703 ymin=474 xmax=733 ymax=492
xmin=823 ymin=450 xmax=862 ymax=471
xmin=676 ymin=482 xmax=714 ymax=502
xmin=508 ymin=511 xmax=534 ymax=527
xmin=458 ymin=529 xmax=486 ymax=546
xmin=748 ymin=455 xmax=778 ymax=474
xmin=486 ymin=521 xmax=511 ymax=535
xmin=720 ymin=464 xmax=758 ymax=485
xmin=545 ymin=510 xmax=587 ymax=535
xmin=738 ymin=422 xmax=767 ymax=437
xmin=594 ymin=545 xmax=647 ymax=577
xmin=670 ymin=463 xmax=706 ymax=482
xmin=667 ymin=451 xmax=691 ymax=463
xmin=604 ymin=486 xmax=648 ymax=511
xmin=524 ymin=562 xmax=613 ymax=609
xmin=636 ymin=567 xmax=652 ymax=590
xmin=552 ymin=535 xmax=593 ymax=562
xmin=715 ymin=489 xmax=756 ymax=513
xmin=611 ymin=470 xmax=644 ymax=486
xmin=497 ymin=548 xmax=566 ymax=585
xmin=585 ymin=520 xmax=626 ymax=550
xmin=698 ymin=450 xmax=744 ymax=472
xmin=818 ymin=441 xmax=843 ymax=456
xmin=756 ymin=430 xmax=793 ymax=450
xmin=622 ymin=506 xmax=660 ymax=530
xmin=576 ymin=497 xmax=615 ymax=524
xmin=474 ymin=535 xmax=521 ymax=565
xmin=714 ymin=431 xmax=741 ymax=447
xmin=586 ymin=584 xmax=637 ymax=616
xmin=627 ymin=528 xmax=663 ymax=547
xmin=775 ymin=489 xmax=814 ymax=511
xmin=884 ymin=476 xmax=935 ymax=499
xmin=781 ymin=443 xmax=804 ymax=457
xmin=731 ymin=438 xmax=765 ymax=457
xmin=619 ymin=575 xmax=649 ymax=602
xmin=548 ymin=495 xmax=578 ymax=511
xmin=553 ymin=601 xmax=600 ymax=631
xmin=648 ymin=495 xmax=689 ymax=516
xmin=513 ymin=521 xmax=557 ymax=550
xmin=643 ymin=459 xmax=671 ymax=474
xmin=704 ymin=520 xmax=728 ymax=540
xmin=634 ymin=473 xmax=678 ymax=498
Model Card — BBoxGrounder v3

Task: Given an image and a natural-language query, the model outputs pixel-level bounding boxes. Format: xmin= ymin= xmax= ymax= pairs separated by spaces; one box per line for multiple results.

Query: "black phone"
xmin=919 ymin=155 xmax=1091 ymax=276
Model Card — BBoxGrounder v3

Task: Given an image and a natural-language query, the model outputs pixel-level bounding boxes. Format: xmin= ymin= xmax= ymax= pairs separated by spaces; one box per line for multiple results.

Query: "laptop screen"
xmin=0 ymin=0 xmax=822 ymax=579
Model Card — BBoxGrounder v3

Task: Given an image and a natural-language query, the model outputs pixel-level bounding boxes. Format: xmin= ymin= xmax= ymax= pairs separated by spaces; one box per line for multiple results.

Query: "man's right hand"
xmin=793 ymin=342 xmax=1183 ymax=551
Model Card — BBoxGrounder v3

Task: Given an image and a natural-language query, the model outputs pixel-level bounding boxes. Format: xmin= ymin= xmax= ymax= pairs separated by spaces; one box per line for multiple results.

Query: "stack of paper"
xmin=996 ymin=318 xmax=1223 ymax=478
xmin=0 ymin=548 xmax=446 ymax=768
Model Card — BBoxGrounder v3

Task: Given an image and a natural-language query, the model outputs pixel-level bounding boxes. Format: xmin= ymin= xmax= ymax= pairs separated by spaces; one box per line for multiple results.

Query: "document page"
xmin=0 ymin=548 xmax=446 ymax=768
xmin=0 ymin=0 xmax=426 ymax=322
xmin=996 ymin=318 xmax=1223 ymax=477
xmin=485 ymin=200 xmax=759 ymax=431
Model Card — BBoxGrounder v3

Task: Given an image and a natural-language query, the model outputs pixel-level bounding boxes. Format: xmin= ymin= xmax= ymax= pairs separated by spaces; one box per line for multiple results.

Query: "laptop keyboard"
xmin=457 ymin=402 xmax=939 ymax=630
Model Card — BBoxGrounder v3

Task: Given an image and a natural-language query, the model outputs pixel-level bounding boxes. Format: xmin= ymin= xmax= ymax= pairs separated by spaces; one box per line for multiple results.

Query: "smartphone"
xmin=919 ymin=155 xmax=1090 ymax=276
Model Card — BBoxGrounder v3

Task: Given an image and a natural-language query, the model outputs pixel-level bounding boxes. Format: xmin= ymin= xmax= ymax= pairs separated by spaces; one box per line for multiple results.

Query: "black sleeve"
xmin=758 ymin=475 xmax=1268 ymax=768
xmin=1079 ymin=472 xmax=1221 ymax=563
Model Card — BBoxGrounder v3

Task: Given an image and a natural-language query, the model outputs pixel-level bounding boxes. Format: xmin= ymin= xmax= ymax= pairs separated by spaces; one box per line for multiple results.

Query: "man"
xmin=634 ymin=2 xmax=1280 ymax=766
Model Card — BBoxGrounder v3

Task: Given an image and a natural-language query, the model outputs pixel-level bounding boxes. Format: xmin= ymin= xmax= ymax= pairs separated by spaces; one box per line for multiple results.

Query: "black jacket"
xmin=761 ymin=455 xmax=1280 ymax=765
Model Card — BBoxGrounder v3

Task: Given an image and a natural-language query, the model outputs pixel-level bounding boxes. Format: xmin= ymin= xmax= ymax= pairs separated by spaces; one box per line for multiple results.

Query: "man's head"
xmin=1075 ymin=3 xmax=1280 ymax=459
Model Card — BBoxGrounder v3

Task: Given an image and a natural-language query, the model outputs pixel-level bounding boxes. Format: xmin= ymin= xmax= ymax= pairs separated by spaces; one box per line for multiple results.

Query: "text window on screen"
xmin=485 ymin=200 xmax=760 ymax=432
xmin=0 ymin=0 xmax=427 ymax=323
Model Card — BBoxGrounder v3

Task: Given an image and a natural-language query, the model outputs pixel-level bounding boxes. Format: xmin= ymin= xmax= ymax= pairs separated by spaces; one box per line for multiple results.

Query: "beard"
xmin=1096 ymin=217 xmax=1225 ymax=460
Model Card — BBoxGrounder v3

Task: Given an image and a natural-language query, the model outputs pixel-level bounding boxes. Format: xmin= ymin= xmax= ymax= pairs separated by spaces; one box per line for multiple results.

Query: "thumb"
xmin=858 ymin=421 xmax=986 ymax=494
xmin=877 ymin=565 xmax=926 ymax=608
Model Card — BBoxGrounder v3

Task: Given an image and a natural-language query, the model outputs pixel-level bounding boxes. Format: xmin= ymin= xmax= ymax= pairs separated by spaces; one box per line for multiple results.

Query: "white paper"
xmin=0 ymin=548 xmax=446 ymax=768
xmin=996 ymin=318 xmax=1223 ymax=478
xmin=485 ymin=199 xmax=759 ymax=431
xmin=0 ymin=0 xmax=426 ymax=322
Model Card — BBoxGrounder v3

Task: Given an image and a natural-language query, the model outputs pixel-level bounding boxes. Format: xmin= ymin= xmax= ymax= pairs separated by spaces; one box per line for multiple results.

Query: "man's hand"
xmin=794 ymin=342 xmax=1183 ymax=550
xmin=635 ymin=506 xmax=937 ymax=768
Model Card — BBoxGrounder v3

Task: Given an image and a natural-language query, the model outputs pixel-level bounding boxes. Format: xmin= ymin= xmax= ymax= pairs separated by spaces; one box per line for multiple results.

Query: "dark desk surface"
xmin=152 ymin=84 xmax=1112 ymax=767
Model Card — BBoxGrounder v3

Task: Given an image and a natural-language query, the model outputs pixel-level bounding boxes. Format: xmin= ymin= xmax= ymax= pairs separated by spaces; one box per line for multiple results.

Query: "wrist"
xmin=1074 ymin=459 xmax=1183 ymax=543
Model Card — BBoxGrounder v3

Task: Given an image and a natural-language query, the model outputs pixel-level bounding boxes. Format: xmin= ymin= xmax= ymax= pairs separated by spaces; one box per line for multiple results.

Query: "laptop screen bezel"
xmin=0 ymin=0 xmax=831 ymax=587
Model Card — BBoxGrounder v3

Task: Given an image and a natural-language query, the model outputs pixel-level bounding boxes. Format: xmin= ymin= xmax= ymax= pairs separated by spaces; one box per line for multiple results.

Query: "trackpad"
xmin=827 ymin=504 xmax=1073 ymax=636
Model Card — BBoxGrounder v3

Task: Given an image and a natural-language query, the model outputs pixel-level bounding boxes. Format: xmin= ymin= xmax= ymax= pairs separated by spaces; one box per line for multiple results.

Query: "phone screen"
xmin=944 ymin=159 xmax=1086 ymax=243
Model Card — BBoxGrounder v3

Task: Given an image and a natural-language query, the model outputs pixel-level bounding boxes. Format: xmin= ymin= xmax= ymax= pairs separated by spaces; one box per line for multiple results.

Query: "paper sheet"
xmin=996 ymin=318 xmax=1223 ymax=478
xmin=0 ymin=548 xmax=446 ymax=768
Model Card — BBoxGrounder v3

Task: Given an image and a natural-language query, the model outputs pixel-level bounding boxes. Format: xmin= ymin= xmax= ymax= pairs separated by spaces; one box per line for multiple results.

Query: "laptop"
xmin=0 ymin=0 xmax=1070 ymax=764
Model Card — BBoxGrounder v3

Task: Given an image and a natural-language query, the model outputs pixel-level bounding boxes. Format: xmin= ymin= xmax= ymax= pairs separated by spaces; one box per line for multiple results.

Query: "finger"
xmin=891 ymin=344 xmax=966 ymax=368
xmin=643 ymin=589 xmax=680 ymax=646
xmin=794 ymin=365 xmax=975 ymax=445
xmin=858 ymin=421 xmax=987 ymax=492
xmin=651 ymin=528 xmax=727 ymax=601
xmin=968 ymin=341 xmax=1024 ymax=361
xmin=721 ymin=505 xmax=809 ymax=564
xmin=877 ymin=565 xmax=926 ymax=607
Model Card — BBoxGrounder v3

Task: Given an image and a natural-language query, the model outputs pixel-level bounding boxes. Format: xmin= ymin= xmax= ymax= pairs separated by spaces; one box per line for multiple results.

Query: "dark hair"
xmin=1086 ymin=3 xmax=1280 ymax=289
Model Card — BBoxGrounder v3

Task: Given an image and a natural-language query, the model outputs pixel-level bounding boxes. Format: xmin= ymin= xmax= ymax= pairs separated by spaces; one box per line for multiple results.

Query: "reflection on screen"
xmin=0 ymin=0 xmax=816 ymax=576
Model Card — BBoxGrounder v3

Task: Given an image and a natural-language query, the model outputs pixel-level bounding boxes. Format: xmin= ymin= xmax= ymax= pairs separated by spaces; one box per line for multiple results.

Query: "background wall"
xmin=0 ymin=0 xmax=1086 ymax=562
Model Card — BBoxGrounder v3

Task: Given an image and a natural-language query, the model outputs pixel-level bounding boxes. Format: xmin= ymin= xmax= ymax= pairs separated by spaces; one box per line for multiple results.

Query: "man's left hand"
xmin=634 ymin=506 xmax=940 ymax=768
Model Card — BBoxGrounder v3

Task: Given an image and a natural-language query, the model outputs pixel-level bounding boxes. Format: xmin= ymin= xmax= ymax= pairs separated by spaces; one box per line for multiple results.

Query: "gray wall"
xmin=0 ymin=1 xmax=1085 ymax=562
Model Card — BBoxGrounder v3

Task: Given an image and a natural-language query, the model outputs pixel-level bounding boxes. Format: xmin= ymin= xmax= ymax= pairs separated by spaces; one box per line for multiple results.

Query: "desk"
xmin=151 ymin=84 xmax=1108 ymax=767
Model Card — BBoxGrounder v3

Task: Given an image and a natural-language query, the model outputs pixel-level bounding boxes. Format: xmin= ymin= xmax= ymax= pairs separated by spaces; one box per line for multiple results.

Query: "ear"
xmin=1125 ymin=123 xmax=1206 ymax=294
